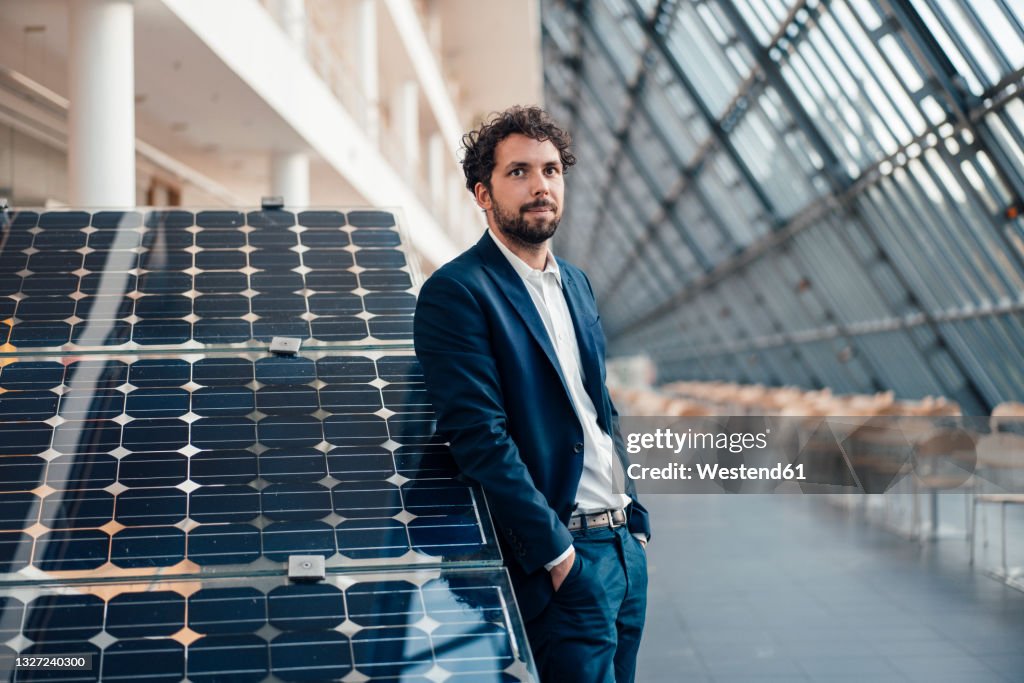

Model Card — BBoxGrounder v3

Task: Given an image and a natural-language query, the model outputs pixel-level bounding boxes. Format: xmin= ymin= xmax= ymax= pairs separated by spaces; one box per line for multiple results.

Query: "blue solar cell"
xmin=73 ymin=294 xmax=134 ymax=320
xmin=261 ymin=483 xmax=331 ymax=522
xmin=270 ymin=631 xmax=352 ymax=681
xmin=434 ymin=622 xmax=515 ymax=673
xmin=304 ymin=270 xmax=357 ymax=291
xmin=335 ymin=519 xmax=409 ymax=559
xmin=267 ymin=583 xmax=345 ymax=630
xmin=250 ymin=293 xmax=304 ymax=316
xmin=190 ymin=417 xmax=257 ymax=450
xmin=103 ymin=639 xmax=185 ymax=683
xmin=196 ymin=211 xmax=245 ymax=228
xmin=315 ymin=356 xmax=377 ymax=384
xmin=132 ymin=319 xmax=192 ymax=345
xmin=35 ymin=229 xmax=87 ymax=250
xmin=189 ymin=587 xmax=266 ymax=634
xmin=55 ymin=389 xmax=124 ymax=420
xmin=364 ymin=291 xmax=416 ymax=314
xmin=0 ymin=597 xmax=24 ymax=640
xmin=110 ymin=527 xmax=186 ymax=568
xmin=41 ymin=490 xmax=114 ymax=527
xmin=194 ymin=318 xmax=252 ymax=344
xmin=299 ymin=229 xmax=349 ymax=248
xmin=134 ymin=294 xmax=191 ymax=318
xmin=189 ymin=485 xmax=260 ymax=523
xmin=92 ymin=210 xmax=143 ymax=229
xmin=302 ymin=250 xmax=354 ymax=269
xmin=346 ymin=210 xmax=395 ymax=228
xmin=247 ymin=229 xmax=297 ymax=248
xmin=307 ymin=292 xmax=361 ymax=315
xmin=35 ymin=529 xmax=109 ymax=570
xmin=10 ymin=320 xmax=72 ymax=346
xmin=0 ymin=421 xmax=53 ymax=455
xmin=192 ymin=385 xmax=255 ymax=416
xmin=122 ymin=418 xmax=189 ymax=452
xmin=250 ymin=250 xmax=300 ymax=270
xmin=0 ymin=533 xmax=30 ymax=572
xmin=359 ymin=269 xmax=412 ymax=291
xmin=144 ymin=210 xmax=194 ymax=230
xmin=345 ymin=581 xmax=421 ymax=626
xmin=190 ymin=450 xmax=257 ymax=484
xmin=355 ymin=248 xmax=407 ymax=269
xmin=125 ymin=388 xmax=189 ymax=418
xmin=128 ymin=359 xmax=191 ymax=387
xmin=257 ymin=415 xmax=323 ymax=449
xmin=331 ymin=481 xmax=402 ymax=518
xmin=0 ymin=361 xmax=65 ymax=390
xmin=310 ymin=318 xmax=368 ymax=341
xmin=137 ymin=272 xmax=192 ymax=294
xmin=256 ymin=384 xmax=318 ymax=414
xmin=326 ymin=445 xmax=396 ymax=481
xmin=0 ymin=455 xmax=45 ymax=491
xmin=297 ymin=210 xmax=345 ymax=227
xmin=0 ymin=492 xmax=38 ymax=531
xmin=318 ymin=385 xmax=382 ymax=412
xmin=71 ymin=320 xmax=132 ymax=346
xmin=0 ymin=273 xmax=21 ymax=295
xmin=252 ymin=320 xmax=309 ymax=341
xmin=247 ymin=210 xmax=295 ymax=229
xmin=87 ymin=229 xmax=141 ymax=249
xmin=106 ymin=591 xmax=185 ymax=637
xmin=368 ymin=317 xmax=415 ymax=339
xmin=195 ymin=271 xmax=248 ymax=292
xmin=47 ymin=454 xmax=118 ymax=489
xmin=0 ymin=296 xmax=17 ymax=318
xmin=187 ymin=523 xmax=261 ymax=565
xmin=25 ymin=594 xmax=104 ymax=641
xmin=40 ymin=212 xmax=90 ymax=230
xmin=188 ymin=634 xmax=269 ymax=683
xmin=409 ymin=515 xmax=484 ymax=558
xmin=193 ymin=358 xmax=254 ymax=386
xmin=116 ymin=488 xmax=187 ymax=526
xmin=84 ymin=249 xmax=140 ymax=271
xmin=259 ymin=448 xmax=327 ymax=482
xmin=66 ymin=359 xmax=129 ymax=386
xmin=261 ymin=521 xmax=335 ymax=561
xmin=138 ymin=250 xmax=192 ymax=270
xmin=196 ymin=249 xmax=247 ymax=270
xmin=351 ymin=228 xmax=401 ymax=247
xmin=0 ymin=390 xmax=59 ymax=420
xmin=79 ymin=272 xmax=136 ymax=295
xmin=118 ymin=452 xmax=188 ymax=487
xmin=52 ymin=419 xmax=121 ymax=454
xmin=255 ymin=356 xmax=315 ymax=384
xmin=323 ymin=413 xmax=389 ymax=446
xmin=194 ymin=294 xmax=249 ymax=317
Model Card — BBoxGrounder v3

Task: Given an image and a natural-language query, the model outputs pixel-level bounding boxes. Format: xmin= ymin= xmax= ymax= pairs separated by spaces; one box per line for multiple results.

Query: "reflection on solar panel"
xmin=0 ymin=208 xmax=537 ymax=680
xmin=0 ymin=210 xmax=417 ymax=350
xmin=0 ymin=570 xmax=531 ymax=682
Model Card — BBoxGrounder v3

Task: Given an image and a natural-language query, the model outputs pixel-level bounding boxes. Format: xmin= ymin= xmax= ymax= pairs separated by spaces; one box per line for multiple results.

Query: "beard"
xmin=491 ymin=196 xmax=560 ymax=246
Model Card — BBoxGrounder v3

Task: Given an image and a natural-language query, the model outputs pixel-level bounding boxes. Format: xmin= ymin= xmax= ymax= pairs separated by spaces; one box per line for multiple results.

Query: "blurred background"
xmin=1 ymin=1 xmax=1023 ymax=681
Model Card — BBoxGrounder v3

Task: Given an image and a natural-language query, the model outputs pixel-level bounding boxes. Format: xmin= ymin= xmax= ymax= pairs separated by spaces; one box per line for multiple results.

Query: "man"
xmin=413 ymin=106 xmax=649 ymax=683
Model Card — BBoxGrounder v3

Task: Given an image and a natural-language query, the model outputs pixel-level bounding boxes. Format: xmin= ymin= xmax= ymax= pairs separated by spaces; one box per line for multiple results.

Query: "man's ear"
xmin=473 ymin=182 xmax=492 ymax=211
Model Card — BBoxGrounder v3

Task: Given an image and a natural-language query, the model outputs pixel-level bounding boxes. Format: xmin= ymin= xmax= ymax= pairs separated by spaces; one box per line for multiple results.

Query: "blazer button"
xmin=573 ymin=443 xmax=583 ymax=454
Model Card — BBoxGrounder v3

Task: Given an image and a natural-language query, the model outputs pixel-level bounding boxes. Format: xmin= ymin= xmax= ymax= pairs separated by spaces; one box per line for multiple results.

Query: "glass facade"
xmin=543 ymin=0 xmax=1024 ymax=413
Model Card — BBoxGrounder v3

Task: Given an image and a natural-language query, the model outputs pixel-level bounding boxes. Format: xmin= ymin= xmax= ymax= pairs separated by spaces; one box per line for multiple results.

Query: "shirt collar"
xmin=487 ymin=229 xmax=561 ymax=284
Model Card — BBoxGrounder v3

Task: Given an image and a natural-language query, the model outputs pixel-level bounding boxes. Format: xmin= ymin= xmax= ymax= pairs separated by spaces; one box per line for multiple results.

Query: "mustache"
xmin=521 ymin=200 xmax=557 ymax=212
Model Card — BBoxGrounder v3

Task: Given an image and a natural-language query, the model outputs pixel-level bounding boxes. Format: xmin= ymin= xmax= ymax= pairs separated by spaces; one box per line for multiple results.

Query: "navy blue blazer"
xmin=413 ymin=232 xmax=650 ymax=621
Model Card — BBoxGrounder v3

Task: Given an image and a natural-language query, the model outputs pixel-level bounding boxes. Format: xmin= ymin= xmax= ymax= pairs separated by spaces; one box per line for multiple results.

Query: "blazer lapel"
xmin=476 ymin=235 xmax=576 ymax=408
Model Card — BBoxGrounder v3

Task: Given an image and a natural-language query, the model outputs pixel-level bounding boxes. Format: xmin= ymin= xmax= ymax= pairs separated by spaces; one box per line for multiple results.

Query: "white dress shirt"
xmin=487 ymin=231 xmax=638 ymax=569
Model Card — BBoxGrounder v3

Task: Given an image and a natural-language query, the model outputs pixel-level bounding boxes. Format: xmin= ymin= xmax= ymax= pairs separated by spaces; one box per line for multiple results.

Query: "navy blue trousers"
xmin=525 ymin=524 xmax=648 ymax=683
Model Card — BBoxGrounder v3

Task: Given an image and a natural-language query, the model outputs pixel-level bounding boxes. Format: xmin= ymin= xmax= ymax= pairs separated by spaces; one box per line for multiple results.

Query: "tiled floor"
xmin=635 ymin=495 xmax=1024 ymax=682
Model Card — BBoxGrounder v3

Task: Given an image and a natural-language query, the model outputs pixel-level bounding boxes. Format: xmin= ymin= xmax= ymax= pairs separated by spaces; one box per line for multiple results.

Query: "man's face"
xmin=477 ymin=134 xmax=565 ymax=245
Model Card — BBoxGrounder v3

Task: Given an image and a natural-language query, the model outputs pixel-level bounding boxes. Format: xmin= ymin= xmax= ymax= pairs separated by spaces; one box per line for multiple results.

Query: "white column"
xmin=356 ymin=0 xmax=379 ymax=144
xmin=271 ymin=151 xmax=310 ymax=207
xmin=391 ymin=80 xmax=420 ymax=180
xmin=427 ymin=133 xmax=446 ymax=211
xmin=68 ymin=0 xmax=135 ymax=206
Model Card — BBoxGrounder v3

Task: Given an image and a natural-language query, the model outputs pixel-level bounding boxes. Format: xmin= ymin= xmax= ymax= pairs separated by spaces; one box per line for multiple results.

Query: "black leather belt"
xmin=568 ymin=508 xmax=627 ymax=531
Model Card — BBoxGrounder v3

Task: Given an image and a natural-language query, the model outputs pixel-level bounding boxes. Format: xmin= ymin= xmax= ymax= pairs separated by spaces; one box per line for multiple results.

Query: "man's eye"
xmin=510 ymin=168 xmax=524 ymax=176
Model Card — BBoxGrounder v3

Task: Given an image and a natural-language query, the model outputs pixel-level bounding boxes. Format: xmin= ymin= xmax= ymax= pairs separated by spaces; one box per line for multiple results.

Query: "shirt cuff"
xmin=544 ymin=544 xmax=574 ymax=571
xmin=632 ymin=533 xmax=647 ymax=546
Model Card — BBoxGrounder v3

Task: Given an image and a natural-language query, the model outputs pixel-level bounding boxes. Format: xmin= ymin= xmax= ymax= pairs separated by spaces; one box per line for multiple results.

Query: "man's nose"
xmin=531 ymin=172 xmax=552 ymax=196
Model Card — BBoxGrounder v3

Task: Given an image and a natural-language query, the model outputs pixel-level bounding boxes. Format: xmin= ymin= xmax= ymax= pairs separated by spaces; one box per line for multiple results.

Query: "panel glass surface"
xmin=0 ymin=209 xmax=419 ymax=353
xmin=0 ymin=569 xmax=535 ymax=682
xmin=0 ymin=349 xmax=499 ymax=582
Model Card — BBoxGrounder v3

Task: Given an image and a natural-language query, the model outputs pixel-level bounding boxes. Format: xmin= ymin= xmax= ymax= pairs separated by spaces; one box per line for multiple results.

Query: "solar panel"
xmin=0 ymin=210 xmax=418 ymax=351
xmin=0 ymin=206 xmax=533 ymax=679
xmin=0 ymin=569 xmax=535 ymax=681
xmin=0 ymin=349 xmax=498 ymax=580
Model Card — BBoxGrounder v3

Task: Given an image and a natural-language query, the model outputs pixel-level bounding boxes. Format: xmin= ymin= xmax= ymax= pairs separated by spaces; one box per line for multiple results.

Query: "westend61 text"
xmin=627 ymin=462 xmax=806 ymax=481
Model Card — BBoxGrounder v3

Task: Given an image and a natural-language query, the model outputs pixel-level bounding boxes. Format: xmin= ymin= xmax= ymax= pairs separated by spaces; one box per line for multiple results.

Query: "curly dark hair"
xmin=460 ymin=105 xmax=576 ymax=192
